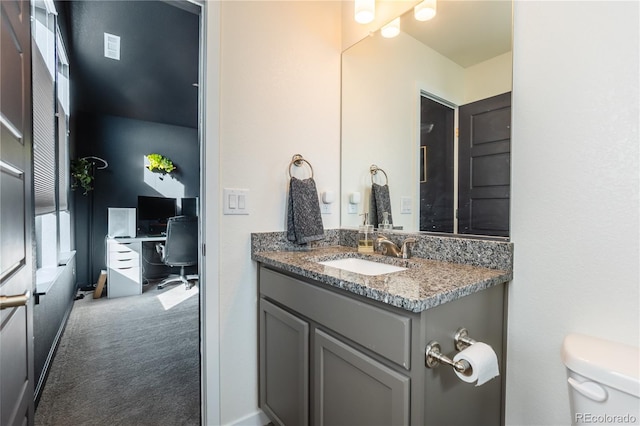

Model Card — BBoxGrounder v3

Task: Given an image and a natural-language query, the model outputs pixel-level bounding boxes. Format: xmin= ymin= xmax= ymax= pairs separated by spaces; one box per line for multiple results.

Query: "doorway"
xmin=419 ymin=94 xmax=455 ymax=233
xmin=37 ymin=0 xmax=207 ymax=422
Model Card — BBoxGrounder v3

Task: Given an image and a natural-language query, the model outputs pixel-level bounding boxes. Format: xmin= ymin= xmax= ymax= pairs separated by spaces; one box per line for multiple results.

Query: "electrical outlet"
xmin=347 ymin=203 xmax=358 ymax=214
xmin=320 ymin=203 xmax=332 ymax=214
xmin=400 ymin=196 xmax=412 ymax=214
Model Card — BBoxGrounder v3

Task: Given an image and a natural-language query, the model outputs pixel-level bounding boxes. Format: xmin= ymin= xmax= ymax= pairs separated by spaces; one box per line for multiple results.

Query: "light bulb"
xmin=414 ymin=0 xmax=437 ymax=22
xmin=354 ymin=0 xmax=375 ymax=24
xmin=381 ymin=17 xmax=400 ymax=38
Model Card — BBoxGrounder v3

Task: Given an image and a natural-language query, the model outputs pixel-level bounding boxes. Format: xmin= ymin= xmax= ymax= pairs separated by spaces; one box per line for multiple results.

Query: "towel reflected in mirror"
xmin=370 ymin=183 xmax=393 ymax=228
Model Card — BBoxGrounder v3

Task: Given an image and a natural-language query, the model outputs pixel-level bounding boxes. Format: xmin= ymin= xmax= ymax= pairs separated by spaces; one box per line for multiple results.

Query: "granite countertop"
xmin=252 ymin=246 xmax=512 ymax=313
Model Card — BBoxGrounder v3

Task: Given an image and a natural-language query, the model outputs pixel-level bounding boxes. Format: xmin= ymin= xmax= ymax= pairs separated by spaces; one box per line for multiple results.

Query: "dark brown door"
xmin=419 ymin=95 xmax=455 ymax=233
xmin=1 ymin=0 xmax=35 ymax=424
xmin=458 ymin=92 xmax=511 ymax=237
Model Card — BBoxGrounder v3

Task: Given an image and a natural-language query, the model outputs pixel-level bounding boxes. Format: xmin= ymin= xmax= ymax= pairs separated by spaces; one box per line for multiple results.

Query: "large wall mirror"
xmin=341 ymin=0 xmax=513 ymax=238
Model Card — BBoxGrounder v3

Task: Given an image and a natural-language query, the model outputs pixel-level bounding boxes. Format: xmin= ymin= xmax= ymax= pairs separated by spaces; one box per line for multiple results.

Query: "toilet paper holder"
xmin=454 ymin=327 xmax=477 ymax=351
xmin=425 ymin=327 xmax=477 ymax=372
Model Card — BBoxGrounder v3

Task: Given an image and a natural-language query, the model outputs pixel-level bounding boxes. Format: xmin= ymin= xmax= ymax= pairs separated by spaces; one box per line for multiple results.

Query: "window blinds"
xmin=32 ymin=43 xmax=57 ymax=216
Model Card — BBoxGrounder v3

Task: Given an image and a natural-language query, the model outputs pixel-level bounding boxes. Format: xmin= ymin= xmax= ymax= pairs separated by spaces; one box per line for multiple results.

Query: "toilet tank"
xmin=562 ymin=333 xmax=640 ymax=426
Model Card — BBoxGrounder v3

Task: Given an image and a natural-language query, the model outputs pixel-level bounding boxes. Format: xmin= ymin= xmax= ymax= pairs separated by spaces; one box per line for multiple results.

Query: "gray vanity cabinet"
xmin=258 ymin=264 xmax=506 ymax=426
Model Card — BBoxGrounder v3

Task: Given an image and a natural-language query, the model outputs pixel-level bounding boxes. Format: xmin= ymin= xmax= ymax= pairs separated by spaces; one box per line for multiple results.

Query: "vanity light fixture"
xmin=414 ymin=0 xmax=437 ymax=21
xmin=354 ymin=0 xmax=375 ymax=24
xmin=381 ymin=17 xmax=400 ymax=38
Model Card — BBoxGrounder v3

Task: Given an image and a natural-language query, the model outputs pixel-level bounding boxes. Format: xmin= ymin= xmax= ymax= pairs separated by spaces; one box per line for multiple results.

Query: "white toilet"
xmin=562 ymin=333 xmax=640 ymax=425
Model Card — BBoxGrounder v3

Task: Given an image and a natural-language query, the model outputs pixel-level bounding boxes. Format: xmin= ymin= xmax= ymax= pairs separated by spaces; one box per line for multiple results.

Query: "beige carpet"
xmin=35 ymin=282 xmax=200 ymax=426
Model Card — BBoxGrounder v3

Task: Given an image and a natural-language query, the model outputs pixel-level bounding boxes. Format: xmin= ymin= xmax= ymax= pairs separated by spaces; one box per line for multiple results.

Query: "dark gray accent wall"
xmin=74 ymin=112 xmax=199 ymax=285
xmin=66 ymin=1 xmax=200 ymax=128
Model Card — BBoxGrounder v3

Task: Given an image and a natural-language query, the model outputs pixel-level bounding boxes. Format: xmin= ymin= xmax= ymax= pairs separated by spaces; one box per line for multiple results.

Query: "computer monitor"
xmin=137 ymin=196 xmax=176 ymax=235
xmin=181 ymin=197 xmax=198 ymax=217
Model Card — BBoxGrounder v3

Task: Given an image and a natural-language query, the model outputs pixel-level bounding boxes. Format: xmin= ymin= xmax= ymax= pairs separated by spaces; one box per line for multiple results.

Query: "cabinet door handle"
xmin=0 ymin=290 xmax=31 ymax=310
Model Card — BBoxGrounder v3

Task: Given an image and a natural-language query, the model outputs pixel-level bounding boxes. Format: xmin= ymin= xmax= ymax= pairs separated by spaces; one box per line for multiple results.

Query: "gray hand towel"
xmin=287 ymin=177 xmax=325 ymax=245
xmin=370 ymin=183 xmax=393 ymax=227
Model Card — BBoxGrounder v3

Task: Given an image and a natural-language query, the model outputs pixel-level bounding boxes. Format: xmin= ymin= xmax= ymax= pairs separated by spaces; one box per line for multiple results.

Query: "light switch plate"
xmin=223 ymin=188 xmax=249 ymax=215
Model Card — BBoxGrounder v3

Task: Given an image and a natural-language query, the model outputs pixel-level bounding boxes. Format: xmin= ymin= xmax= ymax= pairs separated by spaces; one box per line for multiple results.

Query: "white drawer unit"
xmin=107 ymin=239 xmax=142 ymax=298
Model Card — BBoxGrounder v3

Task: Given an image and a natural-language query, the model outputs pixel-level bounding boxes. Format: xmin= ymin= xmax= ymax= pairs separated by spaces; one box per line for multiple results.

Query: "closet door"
xmin=458 ymin=92 xmax=511 ymax=237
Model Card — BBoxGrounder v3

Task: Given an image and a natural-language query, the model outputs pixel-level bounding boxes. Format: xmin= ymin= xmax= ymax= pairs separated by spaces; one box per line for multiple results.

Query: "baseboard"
xmin=225 ymin=409 xmax=270 ymax=426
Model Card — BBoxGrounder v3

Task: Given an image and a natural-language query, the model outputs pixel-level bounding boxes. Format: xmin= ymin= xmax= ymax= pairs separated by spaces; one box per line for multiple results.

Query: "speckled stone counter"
xmin=252 ymin=230 xmax=513 ymax=313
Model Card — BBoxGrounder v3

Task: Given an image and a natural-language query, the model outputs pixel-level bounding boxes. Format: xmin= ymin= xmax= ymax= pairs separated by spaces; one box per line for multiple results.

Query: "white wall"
xmin=217 ymin=1 xmax=341 ymax=424
xmin=507 ymin=1 xmax=639 ymax=425
xmin=464 ymin=51 xmax=513 ymax=104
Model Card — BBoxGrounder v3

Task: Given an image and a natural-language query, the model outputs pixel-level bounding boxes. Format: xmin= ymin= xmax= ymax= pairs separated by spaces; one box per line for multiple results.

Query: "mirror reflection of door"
xmin=419 ymin=95 xmax=455 ymax=233
xmin=458 ymin=92 xmax=511 ymax=237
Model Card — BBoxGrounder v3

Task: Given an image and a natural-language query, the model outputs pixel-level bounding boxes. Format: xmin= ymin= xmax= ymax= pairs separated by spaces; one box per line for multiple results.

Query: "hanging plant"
xmin=146 ymin=153 xmax=176 ymax=174
xmin=70 ymin=158 xmax=95 ymax=195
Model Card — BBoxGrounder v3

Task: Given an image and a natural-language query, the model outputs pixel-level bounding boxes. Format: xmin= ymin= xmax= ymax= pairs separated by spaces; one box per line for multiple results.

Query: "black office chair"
xmin=156 ymin=215 xmax=198 ymax=290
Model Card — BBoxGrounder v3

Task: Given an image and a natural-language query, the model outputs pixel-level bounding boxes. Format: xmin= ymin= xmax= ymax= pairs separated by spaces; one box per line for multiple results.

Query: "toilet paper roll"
xmin=452 ymin=342 xmax=500 ymax=386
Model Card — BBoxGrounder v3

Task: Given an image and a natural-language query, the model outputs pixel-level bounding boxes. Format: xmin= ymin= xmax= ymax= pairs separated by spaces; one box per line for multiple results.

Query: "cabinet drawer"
xmin=109 ymin=250 xmax=140 ymax=263
xmin=109 ymin=257 xmax=139 ymax=269
xmin=109 ymin=265 xmax=139 ymax=281
xmin=260 ymin=267 xmax=411 ymax=369
xmin=108 ymin=241 xmax=140 ymax=254
xmin=108 ymin=267 xmax=141 ymax=298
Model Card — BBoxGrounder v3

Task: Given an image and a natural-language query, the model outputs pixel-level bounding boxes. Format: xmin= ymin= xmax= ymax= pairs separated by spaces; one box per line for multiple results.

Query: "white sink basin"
xmin=318 ymin=257 xmax=407 ymax=276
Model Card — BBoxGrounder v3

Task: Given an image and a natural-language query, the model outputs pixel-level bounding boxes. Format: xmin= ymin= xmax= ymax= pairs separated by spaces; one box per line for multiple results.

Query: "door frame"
xmin=199 ymin=1 xmax=221 ymax=424
xmin=417 ymin=90 xmax=459 ymax=233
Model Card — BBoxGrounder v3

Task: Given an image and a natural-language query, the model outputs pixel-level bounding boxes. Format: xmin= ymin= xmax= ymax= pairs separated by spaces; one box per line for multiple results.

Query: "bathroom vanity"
xmin=252 ymin=231 xmax=513 ymax=426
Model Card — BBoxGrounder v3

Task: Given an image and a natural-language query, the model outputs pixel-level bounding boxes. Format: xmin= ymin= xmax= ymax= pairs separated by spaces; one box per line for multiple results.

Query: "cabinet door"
xmin=314 ymin=329 xmax=409 ymax=426
xmin=260 ymin=299 xmax=309 ymax=426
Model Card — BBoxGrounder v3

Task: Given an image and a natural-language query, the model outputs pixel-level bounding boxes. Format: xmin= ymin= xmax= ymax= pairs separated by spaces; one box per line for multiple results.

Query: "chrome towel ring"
xmin=370 ymin=164 xmax=388 ymax=185
xmin=288 ymin=154 xmax=314 ymax=179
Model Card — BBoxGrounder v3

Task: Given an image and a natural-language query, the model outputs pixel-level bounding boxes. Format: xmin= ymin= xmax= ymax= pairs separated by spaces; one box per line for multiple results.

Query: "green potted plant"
xmin=70 ymin=158 xmax=95 ymax=195
xmin=146 ymin=153 xmax=176 ymax=174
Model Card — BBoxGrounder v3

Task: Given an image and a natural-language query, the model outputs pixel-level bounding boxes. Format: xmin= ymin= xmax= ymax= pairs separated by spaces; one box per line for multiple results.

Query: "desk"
xmin=106 ymin=236 xmax=166 ymax=298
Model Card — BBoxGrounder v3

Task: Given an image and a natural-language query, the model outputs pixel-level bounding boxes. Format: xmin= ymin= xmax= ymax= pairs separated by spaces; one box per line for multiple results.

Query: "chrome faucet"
xmin=376 ymin=236 xmax=417 ymax=259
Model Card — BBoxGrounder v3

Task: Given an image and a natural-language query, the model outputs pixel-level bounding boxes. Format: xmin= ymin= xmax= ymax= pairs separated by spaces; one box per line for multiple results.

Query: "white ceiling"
xmin=400 ymin=0 xmax=512 ymax=68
